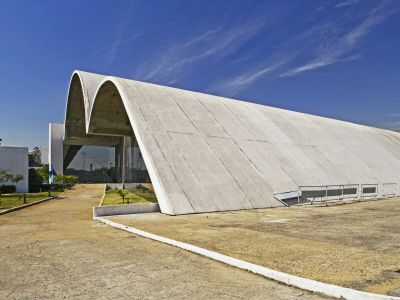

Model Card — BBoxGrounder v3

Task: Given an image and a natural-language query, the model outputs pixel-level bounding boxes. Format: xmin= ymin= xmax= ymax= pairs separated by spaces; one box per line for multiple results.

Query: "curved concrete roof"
xmin=65 ymin=70 xmax=400 ymax=215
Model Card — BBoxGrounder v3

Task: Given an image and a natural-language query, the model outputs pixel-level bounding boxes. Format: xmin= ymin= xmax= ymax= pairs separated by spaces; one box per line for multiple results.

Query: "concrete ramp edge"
xmin=93 ymin=203 xmax=160 ymax=217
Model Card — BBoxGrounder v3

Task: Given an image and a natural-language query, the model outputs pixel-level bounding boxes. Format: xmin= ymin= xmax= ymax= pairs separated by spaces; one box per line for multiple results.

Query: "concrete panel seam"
xmin=202 ymin=136 xmax=250 ymax=206
xmin=94 ymin=217 xmax=399 ymax=300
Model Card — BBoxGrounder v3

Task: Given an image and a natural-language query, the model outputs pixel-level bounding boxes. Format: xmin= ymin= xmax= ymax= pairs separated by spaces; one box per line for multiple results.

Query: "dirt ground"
xmin=108 ymin=198 xmax=400 ymax=297
xmin=0 ymin=184 xmax=329 ymax=300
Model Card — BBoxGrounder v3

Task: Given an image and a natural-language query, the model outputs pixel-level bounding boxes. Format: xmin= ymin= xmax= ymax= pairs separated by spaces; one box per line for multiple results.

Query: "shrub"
xmin=0 ymin=185 xmax=16 ymax=193
xmin=53 ymin=174 xmax=78 ymax=189
xmin=29 ymin=168 xmax=43 ymax=192
xmin=117 ymin=189 xmax=128 ymax=203
xmin=41 ymin=183 xmax=60 ymax=191
xmin=0 ymin=169 xmax=24 ymax=185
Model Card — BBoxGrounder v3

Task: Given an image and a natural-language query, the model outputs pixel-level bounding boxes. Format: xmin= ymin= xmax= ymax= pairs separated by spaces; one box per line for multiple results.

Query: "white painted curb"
xmin=94 ymin=217 xmax=399 ymax=300
xmin=98 ymin=184 xmax=107 ymax=206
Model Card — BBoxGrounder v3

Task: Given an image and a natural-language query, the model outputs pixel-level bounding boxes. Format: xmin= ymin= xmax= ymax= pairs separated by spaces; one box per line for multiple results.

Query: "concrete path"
xmin=0 ymin=184 xmax=329 ymax=299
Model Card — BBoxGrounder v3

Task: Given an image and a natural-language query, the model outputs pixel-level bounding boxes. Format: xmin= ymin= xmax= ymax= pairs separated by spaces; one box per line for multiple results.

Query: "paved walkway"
xmin=0 ymin=184 xmax=328 ymax=299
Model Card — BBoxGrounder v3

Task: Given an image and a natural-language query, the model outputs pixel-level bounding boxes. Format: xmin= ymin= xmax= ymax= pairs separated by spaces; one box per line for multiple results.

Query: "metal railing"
xmin=360 ymin=184 xmax=378 ymax=200
xmin=297 ymin=183 xmax=397 ymax=205
xmin=298 ymin=185 xmax=328 ymax=205
xmin=382 ymin=183 xmax=397 ymax=199
xmin=340 ymin=184 xmax=359 ymax=201
xmin=298 ymin=184 xmax=359 ymax=205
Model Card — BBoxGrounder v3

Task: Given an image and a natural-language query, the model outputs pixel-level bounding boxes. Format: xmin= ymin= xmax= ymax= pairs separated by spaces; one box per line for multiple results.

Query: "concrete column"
xmin=121 ymin=137 xmax=125 ymax=184
xmin=48 ymin=123 xmax=64 ymax=183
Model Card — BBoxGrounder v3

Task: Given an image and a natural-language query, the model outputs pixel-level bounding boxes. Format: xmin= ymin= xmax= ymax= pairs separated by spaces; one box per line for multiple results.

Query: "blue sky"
xmin=1 ymin=0 xmax=400 ymax=162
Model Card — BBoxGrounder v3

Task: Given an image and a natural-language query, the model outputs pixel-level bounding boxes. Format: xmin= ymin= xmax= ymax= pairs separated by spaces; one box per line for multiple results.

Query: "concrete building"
xmin=0 ymin=146 xmax=29 ymax=193
xmin=28 ymin=147 xmax=42 ymax=165
xmin=49 ymin=70 xmax=400 ymax=215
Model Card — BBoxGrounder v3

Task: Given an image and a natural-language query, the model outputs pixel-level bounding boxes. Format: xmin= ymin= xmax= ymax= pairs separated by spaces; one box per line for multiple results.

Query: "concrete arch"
xmin=64 ymin=72 xmax=87 ymax=142
xmin=89 ymin=78 xmax=176 ymax=215
xmin=86 ymin=76 xmax=287 ymax=215
xmin=88 ymin=80 xmax=133 ymax=137
xmin=64 ymin=71 xmax=121 ymax=147
xmin=61 ymin=70 xmax=400 ymax=215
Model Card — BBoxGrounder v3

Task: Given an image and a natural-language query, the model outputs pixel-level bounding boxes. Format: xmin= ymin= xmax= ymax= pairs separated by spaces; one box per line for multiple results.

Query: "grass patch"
xmin=129 ymin=188 xmax=158 ymax=203
xmin=0 ymin=191 xmax=63 ymax=212
xmin=101 ymin=188 xmax=158 ymax=206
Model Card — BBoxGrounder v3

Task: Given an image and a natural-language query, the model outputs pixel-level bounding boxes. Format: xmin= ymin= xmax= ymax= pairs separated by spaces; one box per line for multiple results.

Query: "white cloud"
xmin=335 ymin=0 xmax=360 ymax=8
xmin=388 ymin=113 xmax=400 ymax=117
xmin=281 ymin=2 xmax=395 ymax=77
xmin=134 ymin=16 xmax=266 ymax=83
xmin=379 ymin=120 xmax=400 ymax=132
xmin=107 ymin=31 xmax=144 ymax=65
xmin=212 ymin=60 xmax=287 ymax=95
xmin=129 ymin=1 xmax=396 ymax=96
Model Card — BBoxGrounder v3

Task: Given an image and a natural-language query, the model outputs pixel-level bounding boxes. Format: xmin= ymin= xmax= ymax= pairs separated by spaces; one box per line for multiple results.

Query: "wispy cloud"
xmin=281 ymin=2 xmax=395 ymax=77
xmin=107 ymin=31 xmax=144 ymax=65
xmin=209 ymin=1 xmax=397 ymax=95
xmin=379 ymin=120 xmax=400 ymax=132
xmin=211 ymin=60 xmax=287 ymax=95
xmin=134 ymin=15 xmax=266 ymax=83
xmin=85 ymin=8 xmax=145 ymax=66
xmin=335 ymin=0 xmax=360 ymax=8
xmin=129 ymin=1 xmax=396 ymax=97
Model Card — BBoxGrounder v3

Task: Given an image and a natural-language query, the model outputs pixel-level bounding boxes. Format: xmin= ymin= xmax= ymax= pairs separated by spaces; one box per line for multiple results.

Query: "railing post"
xmin=298 ymin=187 xmax=300 ymax=204
xmin=325 ymin=186 xmax=328 ymax=205
xmin=376 ymin=184 xmax=379 ymax=199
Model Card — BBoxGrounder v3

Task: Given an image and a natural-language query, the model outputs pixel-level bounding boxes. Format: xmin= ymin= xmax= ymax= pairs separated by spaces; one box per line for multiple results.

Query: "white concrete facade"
xmin=62 ymin=70 xmax=400 ymax=215
xmin=93 ymin=203 xmax=160 ymax=217
xmin=0 ymin=146 xmax=28 ymax=193
xmin=48 ymin=123 xmax=64 ymax=183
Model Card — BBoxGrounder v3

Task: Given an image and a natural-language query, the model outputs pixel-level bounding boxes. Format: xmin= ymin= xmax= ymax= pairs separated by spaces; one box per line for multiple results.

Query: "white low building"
xmin=0 ymin=146 xmax=29 ymax=193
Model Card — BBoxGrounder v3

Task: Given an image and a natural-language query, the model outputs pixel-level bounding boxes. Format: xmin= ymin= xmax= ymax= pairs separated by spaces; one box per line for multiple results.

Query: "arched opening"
xmin=63 ymin=74 xmax=121 ymax=182
xmin=64 ymin=73 xmax=121 ymax=146
xmin=64 ymin=79 xmax=152 ymax=187
xmin=65 ymin=74 xmax=87 ymax=141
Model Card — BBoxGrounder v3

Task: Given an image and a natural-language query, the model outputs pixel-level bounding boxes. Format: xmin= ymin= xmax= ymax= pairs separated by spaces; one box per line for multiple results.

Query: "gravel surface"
xmin=109 ymin=198 xmax=400 ymax=297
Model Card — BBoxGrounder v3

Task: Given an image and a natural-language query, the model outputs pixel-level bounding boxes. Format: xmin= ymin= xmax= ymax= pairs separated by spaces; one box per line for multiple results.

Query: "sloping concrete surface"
xmin=0 ymin=184 xmax=329 ymax=299
xmin=64 ymin=70 xmax=400 ymax=215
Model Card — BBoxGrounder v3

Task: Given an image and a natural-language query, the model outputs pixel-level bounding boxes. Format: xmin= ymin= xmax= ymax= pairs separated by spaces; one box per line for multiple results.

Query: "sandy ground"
xmin=0 ymin=184 xmax=328 ymax=300
xmin=108 ymin=198 xmax=400 ymax=297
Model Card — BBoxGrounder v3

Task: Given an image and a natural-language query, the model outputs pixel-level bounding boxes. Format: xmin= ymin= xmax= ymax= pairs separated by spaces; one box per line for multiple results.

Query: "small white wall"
xmin=93 ymin=203 xmax=160 ymax=217
xmin=49 ymin=123 xmax=64 ymax=182
xmin=0 ymin=146 xmax=29 ymax=193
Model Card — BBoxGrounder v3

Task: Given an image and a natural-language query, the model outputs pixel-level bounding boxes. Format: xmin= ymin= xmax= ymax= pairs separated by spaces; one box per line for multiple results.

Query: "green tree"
xmin=0 ymin=168 xmax=24 ymax=196
xmin=53 ymin=174 xmax=78 ymax=189
xmin=37 ymin=164 xmax=49 ymax=182
xmin=117 ymin=189 xmax=128 ymax=203
xmin=28 ymin=154 xmax=41 ymax=167
xmin=0 ymin=169 xmax=24 ymax=185
xmin=29 ymin=168 xmax=43 ymax=192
